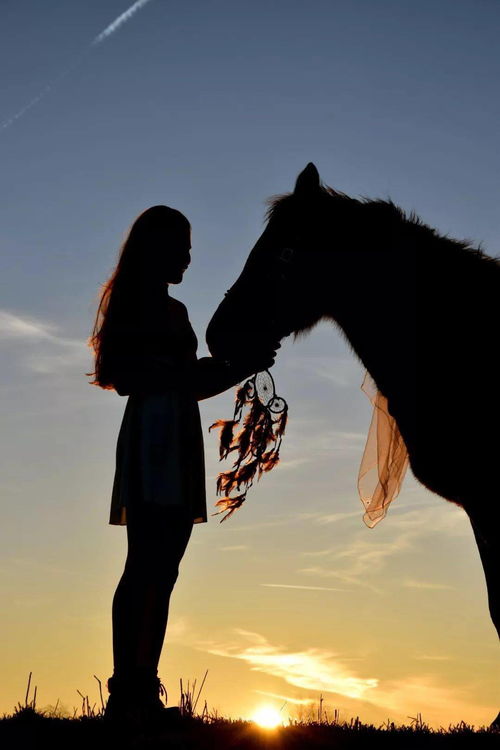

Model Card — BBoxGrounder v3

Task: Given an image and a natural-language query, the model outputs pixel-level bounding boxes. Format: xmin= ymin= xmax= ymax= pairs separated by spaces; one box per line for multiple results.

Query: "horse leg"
xmin=464 ymin=504 xmax=500 ymax=729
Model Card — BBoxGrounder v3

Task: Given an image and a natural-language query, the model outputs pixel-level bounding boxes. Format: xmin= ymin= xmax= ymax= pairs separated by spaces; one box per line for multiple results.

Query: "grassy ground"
xmin=1 ymin=673 xmax=498 ymax=749
xmin=1 ymin=709 xmax=499 ymax=750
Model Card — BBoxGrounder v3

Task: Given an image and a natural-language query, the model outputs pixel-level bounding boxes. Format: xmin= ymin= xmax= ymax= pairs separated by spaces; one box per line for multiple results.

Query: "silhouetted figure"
xmin=87 ymin=206 xmax=276 ymax=727
xmin=206 ymin=164 xmax=500 ymax=729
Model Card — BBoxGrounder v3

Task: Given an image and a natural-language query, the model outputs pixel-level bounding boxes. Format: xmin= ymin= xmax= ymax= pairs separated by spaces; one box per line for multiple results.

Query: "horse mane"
xmin=265 ymin=184 xmax=497 ymax=265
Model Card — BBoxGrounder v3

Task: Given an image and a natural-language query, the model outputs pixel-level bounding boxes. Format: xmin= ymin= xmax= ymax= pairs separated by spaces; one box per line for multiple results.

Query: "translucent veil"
xmin=358 ymin=371 xmax=409 ymax=528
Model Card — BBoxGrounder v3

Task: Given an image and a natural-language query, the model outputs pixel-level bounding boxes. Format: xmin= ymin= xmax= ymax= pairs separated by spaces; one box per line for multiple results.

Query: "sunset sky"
xmin=1 ymin=0 xmax=499 ymax=728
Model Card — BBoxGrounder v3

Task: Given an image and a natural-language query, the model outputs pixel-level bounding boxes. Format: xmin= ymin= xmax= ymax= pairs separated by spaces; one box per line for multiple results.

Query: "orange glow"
xmin=252 ymin=705 xmax=283 ymax=729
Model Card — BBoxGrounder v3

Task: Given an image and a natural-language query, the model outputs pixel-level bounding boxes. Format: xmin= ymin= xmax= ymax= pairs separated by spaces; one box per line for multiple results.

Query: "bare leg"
xmin=111 ymin=503 xmax=193 ymax=678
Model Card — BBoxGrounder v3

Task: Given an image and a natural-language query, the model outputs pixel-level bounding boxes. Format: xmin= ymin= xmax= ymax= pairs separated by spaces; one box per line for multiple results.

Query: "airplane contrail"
xmin=1 ymin=0 xmax=156 ymax=132
xmin=92 ymin=0 xmax=155 ymax=45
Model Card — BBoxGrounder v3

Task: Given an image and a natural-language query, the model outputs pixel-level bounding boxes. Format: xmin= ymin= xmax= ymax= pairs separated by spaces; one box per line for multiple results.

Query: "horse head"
xmin=206 ymin=163 xmax=352 ymax=364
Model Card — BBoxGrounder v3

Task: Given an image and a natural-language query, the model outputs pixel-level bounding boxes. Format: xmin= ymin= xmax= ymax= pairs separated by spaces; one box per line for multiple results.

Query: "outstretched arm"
xmin=192 ymin=355 xmax=268 ymax=401
xmin=113 ymin=349 xmax=278 ymax=399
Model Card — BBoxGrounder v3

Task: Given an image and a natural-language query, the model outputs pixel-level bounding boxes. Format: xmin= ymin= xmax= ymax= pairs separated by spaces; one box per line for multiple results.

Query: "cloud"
xmin=1 ymin=73 xmax=71 ymax=132
xmin=165 ymin=616 xmax=190 ymax=641
xmin=250 ymin=424 xmax=366 ymax=478
xmin=0 ymin=310 xmax=56 ymax=341
xmin=288 ymin=355 xmax=365 ymax=389
xmin=260 ymin=583 xmax=345 ymax=592
xmin=219 ymin=545 xmax=249 ymax=552
xmin=2 ymin=1 xmax=156 ymax=131
xmin=254 ymin=690 xmax=315 ymax=706
xmin=199 ymin=629 xmax=378 ymax=700
xmin=286 ymin=424 xmax=366 ymax=456
xmin=414 ymin=654 xmax=452 ymax=662
xmin=298 ymin=565 xmax=383 ymax=594
xmin=195 ymin=629 xmax=495 ymax=728
xmin=388 ymin=504 xmax=470 ymax=536
xmin=274 ymin=456 xmax=312 ymax=472
xmin=303 ymin=510 xmax=362 ymax=526
xmin=371 ymin=675 xmax=494 ymax=728
xmin=315 ymin=431 xmax=366 ymax=452
xmin=92 ymin=0 xmax=155 ymax=45
xmin=0 ymin=309 xmax=88 ymax=375
xmin=301 ymin=548 xmax=338 ymax=558
xmin=298 ymin=504 xmax=470 ymax=592
xmin=216 ymin=515 xmax=301 ymax=533
xmin=404 ymin=580 xmax=454 ymax=591
xmin=298 ymin=529 xmax=413 ymax=593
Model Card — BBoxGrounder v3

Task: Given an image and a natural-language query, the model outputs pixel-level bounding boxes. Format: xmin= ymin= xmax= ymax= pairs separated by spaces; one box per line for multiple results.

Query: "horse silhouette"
xmin=206 ymin=163 xmax=500 ymax=727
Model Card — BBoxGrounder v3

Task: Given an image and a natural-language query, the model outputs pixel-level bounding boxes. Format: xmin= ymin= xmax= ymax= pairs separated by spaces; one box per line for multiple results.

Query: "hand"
xmin=231 ymin=342 xmax=281 ymax=377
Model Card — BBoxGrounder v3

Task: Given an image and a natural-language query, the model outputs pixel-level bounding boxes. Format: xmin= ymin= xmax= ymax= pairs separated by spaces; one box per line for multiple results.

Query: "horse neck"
xmin=322 ymin=208 xmax=417 ymax=406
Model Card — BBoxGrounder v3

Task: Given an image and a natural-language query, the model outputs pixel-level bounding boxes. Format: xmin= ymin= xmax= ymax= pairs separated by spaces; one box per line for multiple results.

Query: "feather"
xmin=212 ymin=493 xmax=247 ymax=522
xmin=244 ymin=398 xmax=266 ymax=426
xmin=208 ymin=418 xmax=226 ymax=433
xmin=275 ymin=408 xmax=288 ymax=437
xmin=219 ymin=420 xmax=238 ymax=459
xmin=234 ymin=459 xmax=259 ymax=489
xmin=232 ymin=423 xmax=253 ymax=464
xmin=260 ymin=450 xmax=281 ymax=474
xmin=209 ymin=419 xmax=239 ymax=459
xmin=251 ymin=417 xmax=276 ymax=460
xmin=216 ymin=469 xmax=238 ymax=495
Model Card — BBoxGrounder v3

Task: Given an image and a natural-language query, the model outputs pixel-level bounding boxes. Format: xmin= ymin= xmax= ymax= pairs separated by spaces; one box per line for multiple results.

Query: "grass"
xmin=1 ymin=672 xmax=499 ymax=749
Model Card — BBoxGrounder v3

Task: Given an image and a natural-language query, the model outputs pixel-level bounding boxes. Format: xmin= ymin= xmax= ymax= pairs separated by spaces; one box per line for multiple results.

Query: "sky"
xmin=1 ymin=0 xmax=499 ymax=728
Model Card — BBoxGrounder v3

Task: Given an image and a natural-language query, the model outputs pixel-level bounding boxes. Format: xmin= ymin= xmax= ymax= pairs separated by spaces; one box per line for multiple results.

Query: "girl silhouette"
xmin=87 ymin=206 xmax=276 ymax=726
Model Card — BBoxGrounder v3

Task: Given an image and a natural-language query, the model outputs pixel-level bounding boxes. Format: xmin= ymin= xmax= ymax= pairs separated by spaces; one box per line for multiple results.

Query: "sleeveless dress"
xmin=109 ymin=294 xmax=207 ymax=526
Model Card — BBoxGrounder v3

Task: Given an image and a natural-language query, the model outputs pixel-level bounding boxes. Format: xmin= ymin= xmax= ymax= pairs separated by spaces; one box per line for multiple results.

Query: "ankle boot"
xmin=103 ymin=669 xmax=180 ymax=728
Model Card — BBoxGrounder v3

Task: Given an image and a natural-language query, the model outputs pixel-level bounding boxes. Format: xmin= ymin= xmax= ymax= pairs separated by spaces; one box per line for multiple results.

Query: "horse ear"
xmin=294 ymin=163 xmax=321 ymax=195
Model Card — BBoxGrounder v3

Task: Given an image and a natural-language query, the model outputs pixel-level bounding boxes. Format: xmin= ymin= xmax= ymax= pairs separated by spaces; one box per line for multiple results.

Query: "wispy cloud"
xmin=286 ymin=425 xmax=366 ymax=456
xmin=0 ymin=309 xmax=88 ymax=375
xmin=302 ymin=548 xmax=339 ymax=558
xmin=298 ymin=565 xmax=384 ymax=594
xmin=92 ymin=0 xmax=155 ymax=45
xmin=314 ymin=430 xmax=366 ymax=452
xmin=388 ymin=505 xmax=470 ymax=536
xmin=215 ymin=515 xmax=302 ymax=533
xmin=251 ymin=425 xmax=366 ymax=478
xmin=273 ymin=456 xmax=312 ymax=472
xmin=2 ymin=1 xmax=156 ymax=131
xmin=288 ymin=355 xmax=365 ymax=389
xmin=404 ymin=579 xmax=454 ymax=591
xmin=195 ymin=628 xmax=495 ymax=727
xmin=219 ymin=545 xmax=249 ymax=552
xmin=0 ymin=68 xmax=76 ymax=132
xmin=304 ymin=510 xmax=362 ymax=526
xmin=164 ymin=616 xmax=190 ymax=640
xmin=298 ymin=505 xmax=470 ymax=592
xmin=260 ymin=583 xmax=345 ymax=592
xmin=254 ymin=690 xmax=315 ymax=706
xmin=370 ymin=675 xmax=494 ymax=728
xmin=199 ymin=629 xmax=378 ymax=700
xmin=0 ymin=310 xmax=56 ymax=341
xmin=298 ymin=530 xmax=413 ymax=594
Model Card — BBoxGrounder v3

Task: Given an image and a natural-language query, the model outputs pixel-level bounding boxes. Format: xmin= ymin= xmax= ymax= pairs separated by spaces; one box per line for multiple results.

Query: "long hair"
xmin=86 ymin=205 xmax=190 ymax=390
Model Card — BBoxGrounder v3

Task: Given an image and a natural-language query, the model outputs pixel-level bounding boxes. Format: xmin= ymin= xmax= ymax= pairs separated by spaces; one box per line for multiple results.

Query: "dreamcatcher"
xmin=209 ymin=370 xmax=288 ymax=521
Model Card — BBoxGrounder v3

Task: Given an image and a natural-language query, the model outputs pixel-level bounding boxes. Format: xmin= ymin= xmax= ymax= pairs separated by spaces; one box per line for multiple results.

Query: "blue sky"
xmin=1 ymin=0 xmax=499 ymax=726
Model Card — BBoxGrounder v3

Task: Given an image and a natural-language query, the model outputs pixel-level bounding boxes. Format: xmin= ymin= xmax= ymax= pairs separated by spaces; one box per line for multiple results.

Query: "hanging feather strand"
xmin=209 ymin=370 xmax=288 ymax=521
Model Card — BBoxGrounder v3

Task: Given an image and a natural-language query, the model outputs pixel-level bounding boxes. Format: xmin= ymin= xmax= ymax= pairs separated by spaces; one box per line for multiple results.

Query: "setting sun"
xmin=252 ymin=705 xmax=283 ymax=729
